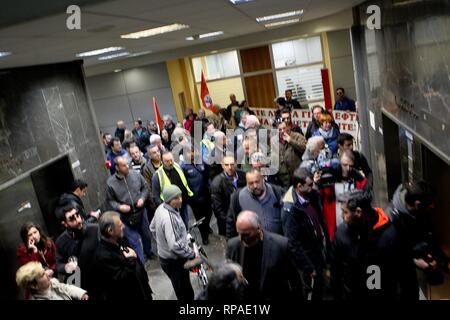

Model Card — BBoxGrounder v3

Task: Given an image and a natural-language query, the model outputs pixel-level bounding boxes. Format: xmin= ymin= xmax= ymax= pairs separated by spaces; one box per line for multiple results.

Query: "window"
xmin=272 ymin=36 xmax=322 ymax=68
xmin=275 ymin=64 xmax=324 ymax=102
xmin=192 ymin=51 xmax=240 ymax=81
xmin=272 ymin=36 xmax=324 ymax=104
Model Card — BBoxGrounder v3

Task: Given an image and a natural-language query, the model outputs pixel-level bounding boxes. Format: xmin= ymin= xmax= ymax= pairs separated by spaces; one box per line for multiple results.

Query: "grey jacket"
xmin=106 ymin=170 xmax=148 ymax=212
xmin=150 ymin=203 xmax=194 ymax=260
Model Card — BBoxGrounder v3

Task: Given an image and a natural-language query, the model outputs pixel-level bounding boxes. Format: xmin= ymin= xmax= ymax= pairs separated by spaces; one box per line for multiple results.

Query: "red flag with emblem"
xmin=200 ymin=70 xmax=215 ymax=111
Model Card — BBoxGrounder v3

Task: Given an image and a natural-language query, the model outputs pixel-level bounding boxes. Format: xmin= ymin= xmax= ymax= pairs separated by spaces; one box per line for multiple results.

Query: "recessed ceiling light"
xmin=121 ymin=24 xmax=189 ymax=39
xmin=256 ymin=10 xmax=304 ymax=22
xmin=0 ymin=51 xmax=12 ymax=58
xmin=98 ymin=52 xmax=130 ymax=61
xmin=186 ymin=36 xmax=195 ymax=41
xmin=265 ymin=18 xmax=300 ymax=28
xmin=114 ymin=69 xmax=122 ymax=73
xmin=229 ymin=0 xmax=255 ymax=4
xmin=76 ymin=47 xmax=124 ymax=58
xmin=210 ymin=50 xmax=218 ymax=54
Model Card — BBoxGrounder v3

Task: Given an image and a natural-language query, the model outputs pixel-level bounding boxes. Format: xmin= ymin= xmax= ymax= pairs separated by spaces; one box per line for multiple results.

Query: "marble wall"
xmin=351 ymin=0 xmax=450 ymax=206
xmin=0 ymin=61 xmax=109 ymax=298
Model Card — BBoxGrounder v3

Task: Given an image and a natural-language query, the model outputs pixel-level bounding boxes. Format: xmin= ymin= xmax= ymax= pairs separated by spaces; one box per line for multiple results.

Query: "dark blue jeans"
xmin=121 ymin=208 xmax=153 ymax=264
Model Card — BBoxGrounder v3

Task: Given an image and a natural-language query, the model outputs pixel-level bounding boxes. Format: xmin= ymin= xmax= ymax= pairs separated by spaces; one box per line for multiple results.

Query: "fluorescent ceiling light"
xmin=392 ymin=0 xmax=422 ymax=6
xmin=76 ymin=47 xmax=124 ymax=58
xmin=256 ymin=10 xmax=303 ymax=22
xmin=229 ymin=0 xmax=255 ymax=4
xmin=121 ymin=23 xmax=189 ymax=39
xmin=199 ymin=31 xmax=223 ymax=39
xmin=114 ymin=69 xmax=122 ymax=73
xmin=265 ymin=18 xmax=300 ymax=28
xmin=186 ymin=31 xmax=224 ymax=41
xmin=98 ymin=52 xmax=130 ymax=61
xmin=0 ymin=51 xmax=12 ymax=57
xmin=129 ymin=50 xmax=152 ymax=57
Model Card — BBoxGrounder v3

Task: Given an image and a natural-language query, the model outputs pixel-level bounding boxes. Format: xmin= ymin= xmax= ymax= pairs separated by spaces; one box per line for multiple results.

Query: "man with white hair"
xmin=149 ymin=134 xmax=166 ymax=154
xmin=226 ymin=210 xmax=303 ymax=300
xmin=163 ymin=114 xmax=176 ymax=144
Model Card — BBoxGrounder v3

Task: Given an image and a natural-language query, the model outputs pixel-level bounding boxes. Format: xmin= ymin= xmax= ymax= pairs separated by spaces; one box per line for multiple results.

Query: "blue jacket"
xmin=181 ymin=163 xmax=210 ymax=203
xmin=334 ymin=97 xmax=356 ymax=112
xmin=312 ymin=127 xmax=340 ymax=155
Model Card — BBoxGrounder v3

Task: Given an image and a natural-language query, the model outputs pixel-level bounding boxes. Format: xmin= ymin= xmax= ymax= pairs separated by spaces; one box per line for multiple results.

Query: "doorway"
xmin=30 ymin=155 xmax=74 ymax=238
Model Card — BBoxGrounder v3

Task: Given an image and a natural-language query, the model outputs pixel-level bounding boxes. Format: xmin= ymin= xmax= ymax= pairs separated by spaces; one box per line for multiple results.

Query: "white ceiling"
xmin=0 ymin=0 xmax=364 ymax=72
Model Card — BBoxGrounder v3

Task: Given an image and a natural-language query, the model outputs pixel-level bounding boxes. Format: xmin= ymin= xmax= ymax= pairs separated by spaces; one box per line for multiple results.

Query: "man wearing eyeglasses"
xmin=333 ymin=87 xmax=356 ymax=112
xmin=55 ymin=204 xmax=100 ymax=297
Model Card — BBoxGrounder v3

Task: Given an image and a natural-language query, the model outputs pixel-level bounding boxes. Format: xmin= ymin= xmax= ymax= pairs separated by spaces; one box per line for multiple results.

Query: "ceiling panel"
xmin=0 ymin=0 xmax=364 ymax=70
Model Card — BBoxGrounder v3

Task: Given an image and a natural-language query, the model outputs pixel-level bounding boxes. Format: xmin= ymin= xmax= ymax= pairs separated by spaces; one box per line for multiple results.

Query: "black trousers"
xmin=159 ymin=257 xmax=194 ymax=300
xmin=188 ymin=198 xmax=212 ymax=241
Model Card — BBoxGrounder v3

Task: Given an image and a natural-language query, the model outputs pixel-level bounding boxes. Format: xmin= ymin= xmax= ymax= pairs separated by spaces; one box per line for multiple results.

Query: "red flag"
xmin=152 ymin=96 xmax=164 ymax=134
xmin=200 ymin=70 xmax=214 ymax=111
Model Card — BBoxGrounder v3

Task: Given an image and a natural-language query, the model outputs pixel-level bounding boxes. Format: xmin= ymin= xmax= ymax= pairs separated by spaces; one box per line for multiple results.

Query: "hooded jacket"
xmin=331 ymin=208 xmax=406 ymax=300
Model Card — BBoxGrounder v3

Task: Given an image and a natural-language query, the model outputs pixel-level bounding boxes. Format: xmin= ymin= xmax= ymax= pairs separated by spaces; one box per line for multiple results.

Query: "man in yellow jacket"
xmin=151 ymin=151 xmax=193 ymax=228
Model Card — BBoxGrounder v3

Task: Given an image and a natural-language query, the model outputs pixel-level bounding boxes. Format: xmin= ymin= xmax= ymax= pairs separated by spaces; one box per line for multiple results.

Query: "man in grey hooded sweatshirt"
xmin=150 ymin=185 xmax=195 ymax=300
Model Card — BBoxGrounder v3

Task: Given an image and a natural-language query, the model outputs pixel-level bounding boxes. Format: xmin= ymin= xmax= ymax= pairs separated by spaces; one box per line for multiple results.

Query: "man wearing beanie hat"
xmin=150 ymin=184 xmax=195 ymax=300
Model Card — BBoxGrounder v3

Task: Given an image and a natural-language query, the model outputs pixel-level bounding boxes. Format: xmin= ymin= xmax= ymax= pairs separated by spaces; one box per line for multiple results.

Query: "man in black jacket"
xmin=55 ymin=204 xmax=99 ymax=297
xmin=331 ymin=190 xmax=406 ymax=300
xmin=386 ymin=181 xmax=450 ymax=299
xmin=57 ymin=179 xmax=99 ymax=224
xmin=281 ymin=167 xmax=330 ymax=300
xmin=211 ymin=155 xmax=246 ymax=236
xmin=93 ymin=211 xmax=153 ymax=300
xmin=227 ymin=211 xmax=303 ymax=300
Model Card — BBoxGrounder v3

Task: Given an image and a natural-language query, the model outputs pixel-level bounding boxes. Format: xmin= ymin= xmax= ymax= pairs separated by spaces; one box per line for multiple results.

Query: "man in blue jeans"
xmin=106 ymin=156 xmax=153 ymax=263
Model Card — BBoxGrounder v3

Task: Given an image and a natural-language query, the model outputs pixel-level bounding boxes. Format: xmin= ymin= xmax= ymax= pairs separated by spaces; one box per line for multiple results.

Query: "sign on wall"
xmin=252 ymin=108 xmax=359 ymax=137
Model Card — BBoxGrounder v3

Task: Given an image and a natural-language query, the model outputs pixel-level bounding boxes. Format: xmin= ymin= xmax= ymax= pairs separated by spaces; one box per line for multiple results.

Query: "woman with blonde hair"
xmin=16 ymin=261 xmax=88 ymax=300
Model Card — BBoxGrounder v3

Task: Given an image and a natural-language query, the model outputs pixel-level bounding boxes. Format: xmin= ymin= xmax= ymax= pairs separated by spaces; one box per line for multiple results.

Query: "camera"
xmin=304 ymin=148 xmax=340 ymax=186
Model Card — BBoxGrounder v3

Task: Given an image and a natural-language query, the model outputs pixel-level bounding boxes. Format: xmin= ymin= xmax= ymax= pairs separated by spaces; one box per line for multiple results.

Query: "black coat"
xmin=92 ymin=239 xmax=153 ymax=300
xmin=55 ymin=224 xmax=99 ymax=294
xmin=210 ymin=170 xmax=246 ymax=221
xmin=227 ymin=231 xmax=303 ymax=300
xmin=281 ymin=187 xmax=330 ymax=275
xmin=331 ymin=211 xmax=407 ymax=300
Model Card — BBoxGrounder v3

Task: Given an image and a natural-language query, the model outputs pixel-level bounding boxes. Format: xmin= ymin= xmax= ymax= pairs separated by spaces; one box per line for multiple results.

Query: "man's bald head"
xmin=115 ymin=156 xmax=129 ymax=176
xmin=236 ymin=211 xmax=262 ymax=247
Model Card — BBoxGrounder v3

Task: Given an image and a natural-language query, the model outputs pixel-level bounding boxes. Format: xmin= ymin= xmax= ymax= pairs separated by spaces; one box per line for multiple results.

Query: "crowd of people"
xmin=14 ymin=88 xmax=449 ymax=301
